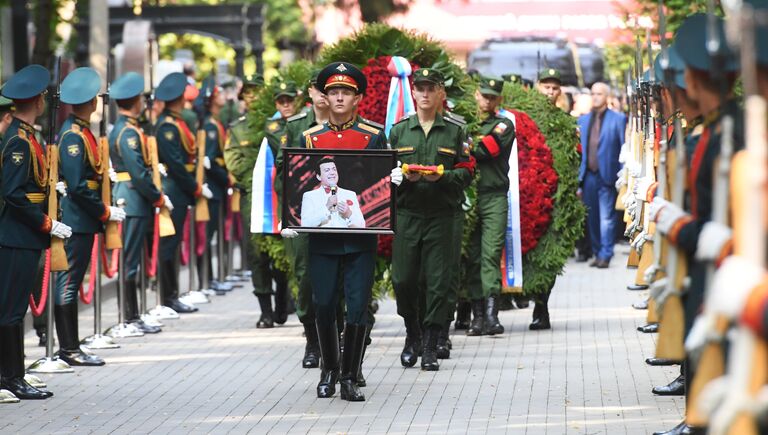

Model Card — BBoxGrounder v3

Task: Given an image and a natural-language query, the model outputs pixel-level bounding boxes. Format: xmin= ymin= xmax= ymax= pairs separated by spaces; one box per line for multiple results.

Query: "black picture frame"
xmin=281 ymin=148 xmax=397 ymax=234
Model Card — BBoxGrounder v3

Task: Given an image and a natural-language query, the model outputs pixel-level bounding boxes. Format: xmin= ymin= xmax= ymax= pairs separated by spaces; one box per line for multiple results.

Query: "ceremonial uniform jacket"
xmin=202 ymin=114 xmax=229 ymax=202
xmin=156 ymin=110 xmax=201 ymax=211
xmin=301 ymin=116 xmax=387 ymax=255
xmin=0 ymin=117 xmax=51 ymax=249
xmin=389 ymin=113 xmax=473 ymax=216
xmin=59 ymin=115 xmax=109 ymax=234
xmin=109 ymin=114 xmax=163 ymax=217
xmin=472 ymin=112 xmax=516 ymax=194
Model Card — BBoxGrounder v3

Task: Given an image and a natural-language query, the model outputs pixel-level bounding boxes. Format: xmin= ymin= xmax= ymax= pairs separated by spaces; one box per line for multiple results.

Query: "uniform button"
xmin=312 ymin=137 xmax=317 ymax=141
xmin=337 ymin=134 xmax=342 ymax=138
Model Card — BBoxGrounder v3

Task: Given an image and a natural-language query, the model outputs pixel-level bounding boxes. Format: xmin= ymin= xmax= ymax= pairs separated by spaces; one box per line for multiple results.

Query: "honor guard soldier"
xmin=281 ymin=62 xmax=397 ymax=402
xmin=195 ymin=77 xmax=230 ymax=292
xmin=54 ymin=67 xmax=126 ymax=366
xmin=465 ymin=75 xmax=516 ymax=336
xmin=156 ymin=72 xmax=213 ymax=314
xmin=109 ymin=72 xmax=170 ymax=334
xmin=0 ymin=65 xmax=71 ymax=400
xmin=252 ymin=80 xmax=297 ymax=328
xmin=389 ymin=68 xmax=474 ymax=371
xmin=537 ymin=68 xmax=563 ymax=106
xmin=280 ymin=69 xmax=329 ymax=368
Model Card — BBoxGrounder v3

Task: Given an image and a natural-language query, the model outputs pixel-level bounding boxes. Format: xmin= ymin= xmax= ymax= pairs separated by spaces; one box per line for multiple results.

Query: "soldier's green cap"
xmin=412 ymin=68 xmax=444 ymax=85
xmin=1 ymin=64 xmax=49 ymax=100
xmin=156 ymin=72 xmax=187 ymax=102
xmin=61 ymin=67 xmax=101 ymax=105
xmin=273 ymin=81 xmax=298 ymax=99
xmin=538 ymin=68 xmax=561 ymax=83
xmin=111 ymin=72 xmax=144 ymax=100
xmin=478 ymin=75 xmax=504 ymax=96
xmin=746 ymin=0 xmax=768 ymax=66
xmin=501 ymin=73 xmax=523 ymax=84
xmin=673 ymin=13 xmax=738 ymax=73
xmin=243 ymin=74 xmax=264 ymax=88
xmin=653 ymin=48 xmax=686 ymax=90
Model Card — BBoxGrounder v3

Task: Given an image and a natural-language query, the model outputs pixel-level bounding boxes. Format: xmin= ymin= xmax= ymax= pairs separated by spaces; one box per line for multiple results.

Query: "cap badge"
xmin=336 ymin=64 xmax=348 ymax=72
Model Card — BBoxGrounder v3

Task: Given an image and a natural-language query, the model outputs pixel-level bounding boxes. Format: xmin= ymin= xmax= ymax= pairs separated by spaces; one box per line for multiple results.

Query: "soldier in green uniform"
xmin=0 ymin=64 xmax=69 ymax=400
xmin=390 ymin=68 xmax=474 ymax=371
xmin=54 ymin=67 xmax=127 ymax=366
xmin=251 ymin=80 xmax=297 ymax=328
xmin=109 ymin=72 xmax=169 ymax=334
xmin=280 ymin=70 xmax=328 ymax=368
xmin=648 ymin=14 xmax=742 ymax=435
xmin=465 ymin=75 xmax=516 ymax=336
xmin=195 ymin=77 xmax=232 ymax=292
xmin=155 ymin=72 xmax=214 ymax=314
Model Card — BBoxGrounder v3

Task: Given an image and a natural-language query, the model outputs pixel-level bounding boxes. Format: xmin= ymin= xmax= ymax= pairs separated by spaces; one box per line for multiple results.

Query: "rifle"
xmin=48 ymin=57 xmax=68 ymax=272
xmin=101 ymin=59 xmax=122 ymax=250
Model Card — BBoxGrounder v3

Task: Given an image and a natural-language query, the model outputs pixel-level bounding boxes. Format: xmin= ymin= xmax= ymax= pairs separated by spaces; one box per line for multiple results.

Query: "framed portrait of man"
xmin=281 ymin=148 xmax=397 ymax=234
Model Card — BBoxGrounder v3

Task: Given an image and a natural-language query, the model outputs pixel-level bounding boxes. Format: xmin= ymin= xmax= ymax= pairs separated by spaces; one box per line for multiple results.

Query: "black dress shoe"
xmin=627 ymin=284 xmax=649 ymax=291
xmin=0 ymin=377 xmax=52 ymax=400
xmin=637 ymin=323 xmax=659 ymax=333
xmin=129 ymin=320 xmax=161 ymax=334
xmin=302 ymin=323 xmax=320 ymax=368
xmin=652 ymin=374 xmax=685 ymax=396
xmin=57 ymin=348 xmax=105 ymax=367
xmin=645 ymin=357 xmax=681 ymax=366
xmin=632 ymin=300 xmax=649 ymax=310
xmin=167 ymin=299 xmax=198 ymax=313
xmin=595 ymin=259 xmax=610 ymax=269
xmin=400 ymin=336 xmax=420 ymax=367
xmin=576 ymin=253 xmax=590 ymax=262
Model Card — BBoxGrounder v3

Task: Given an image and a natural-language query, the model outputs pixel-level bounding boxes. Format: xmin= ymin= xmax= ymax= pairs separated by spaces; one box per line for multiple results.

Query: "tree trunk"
xmin=31 ymin=0 xmax=54 ymax=68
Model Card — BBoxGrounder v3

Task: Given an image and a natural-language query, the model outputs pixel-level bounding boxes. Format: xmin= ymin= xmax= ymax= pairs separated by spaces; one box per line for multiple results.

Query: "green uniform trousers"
xmin=392 ymin=210 xmax=461 ymax=328
xmin=284 ymin=234 xmax=314 ymax=324
xmin=0 ymin=246 xmax=42 ymax=325
xmin=55 ymin=233 xmax=95 ymax=306
xmin=466 ymin=192 xmax=508 ymax=300
xmin=240 ymin=191 xmax=286 ymax=296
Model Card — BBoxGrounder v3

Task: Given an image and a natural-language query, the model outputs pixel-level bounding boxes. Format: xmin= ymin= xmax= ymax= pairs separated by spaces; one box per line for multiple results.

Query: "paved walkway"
xmin=1 ymin=245 xmax=682 ymax=434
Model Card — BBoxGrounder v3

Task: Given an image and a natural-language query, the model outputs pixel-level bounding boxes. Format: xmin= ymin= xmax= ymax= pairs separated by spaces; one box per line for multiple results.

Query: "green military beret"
xmin=61 ymin=67 xmax=101 ymax=105
xmin=243 ymin=74 xmax=264 ymax=88
xmin=273 ymin=81 xmax=298 ymax=99
xmin=412 ymin=68 xmax=444 ymax=85
xmin=111 ymin=72 xmax=144 ymax=100
xmin=538 ymin=68 xmax=561 ymax=83
xmin=478 ymin=74 xmax=504 ymax=96
xmin=2 ymin=64 xmax=49 ymax=100
xmin=673 ymin=13 xmax=738 ymax=73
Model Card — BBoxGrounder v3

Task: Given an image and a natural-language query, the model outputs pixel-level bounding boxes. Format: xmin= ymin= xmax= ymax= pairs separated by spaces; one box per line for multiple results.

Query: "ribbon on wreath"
xmin=250 ymin=137 xmax=279 ymax=234
xmin=384 ymin=56 xmax=416 ymax=137
xmin=498 ymin=108 xmax=524 ymax=291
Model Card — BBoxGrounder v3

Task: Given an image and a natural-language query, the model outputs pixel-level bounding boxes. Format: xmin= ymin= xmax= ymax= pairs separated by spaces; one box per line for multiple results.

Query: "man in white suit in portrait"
xmin=300 ymin=157 xmax=365 ymax=229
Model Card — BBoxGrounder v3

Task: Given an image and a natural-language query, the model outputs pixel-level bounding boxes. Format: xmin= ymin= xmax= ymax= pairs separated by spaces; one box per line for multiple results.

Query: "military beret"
xmin=673 ymin=13 xmax=738 ymax=73
xmin=2 ymin=64 xmax=50 ymax=100
xmin=155 ymin=72 xmax=187 ymax=102
xmin=317 ymin=62 xmax=367 ymax=94
xmin=61 ymin=67 xmax=101 ymax=105
xmin=478 ymin=75 xmax=504 ymax=96
xmin=412 ymin=68 xmax=444 ymax=85
xmin=538 ymin=68 xmax=561 ymax=83
xmin=243 ymin=74 xmax=264 ymax=88
xmin=654 ymin=48 xmax=687 ymax=90
xmin=273 ymin=81 xmax=298 ymax=99
xmin=111 ymin=72 xmax=144 ymax=100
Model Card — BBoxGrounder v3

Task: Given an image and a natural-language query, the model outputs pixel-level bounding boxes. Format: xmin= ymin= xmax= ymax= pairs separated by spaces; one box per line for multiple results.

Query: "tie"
xmin=587 ymin=111 xmax=602 ymax=172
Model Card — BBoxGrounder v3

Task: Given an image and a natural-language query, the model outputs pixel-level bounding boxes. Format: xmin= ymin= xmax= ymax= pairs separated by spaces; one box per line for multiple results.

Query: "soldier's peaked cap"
xmin=317 ymin=62 xmax=367 ymax=94
xmin=673 ymin=14 xmax=738 ymax=73
xmin=2 ymin=64 xmax=50 ymax=100
xmin=61 ymin=67 xmax=101 ymax=105
xmin=111 ymin=72 xmax=144 ymax=100
xmin=155 ymin=72 xmax=187 ymax=102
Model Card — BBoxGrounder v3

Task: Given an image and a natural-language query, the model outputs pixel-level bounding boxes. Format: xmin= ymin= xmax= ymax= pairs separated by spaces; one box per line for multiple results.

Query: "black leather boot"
xmin=357 ymin=342 xmax=367 ymax=387
xmin=125 ymin=281 xmax=161 ymax=333
xmin=498 ymin=293 xmax=515 ymax=311
xmin=339 ymin=324 xmax=366 ymax=402
xmin=421 ymin=325 xmax=440 ymax=371
xmin=316 ymin=320 xmax=339 ymax=398
xmin=400 ymin=319 xmax=422 ymax=367
xmin=274 ymin=279 xmax=288 ymax=325
xmin=436 ymin=322 xmax=450 ymax=359
xmin=256 ymin=294 xmax=274 ymax=329
xmin=529 ymin=292 xmax=551 ymax=330
xmin=652 ymin=374 xmax=685 ymax=396
xmin=466 ymin=299 xmax=485 ymax=336
xmin=484 ymin=295 xmax=504 ymax=335
xmin=302 ymin=322 xmax=320 ymax=368
xmin=55 ymin=304 xmax=105 ymax=366
xmin=0 ymin=324 xmax=52 ymax=399
xmin=161 ymin=260 xmax=197 ymax=313
xmin=454 ymin=301 xmax=471 ymax=330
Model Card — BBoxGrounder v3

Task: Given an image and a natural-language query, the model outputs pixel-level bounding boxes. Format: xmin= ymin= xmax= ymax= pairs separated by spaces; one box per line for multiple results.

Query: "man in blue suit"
xmin=577 ymin=82 xmax=626 ymax=268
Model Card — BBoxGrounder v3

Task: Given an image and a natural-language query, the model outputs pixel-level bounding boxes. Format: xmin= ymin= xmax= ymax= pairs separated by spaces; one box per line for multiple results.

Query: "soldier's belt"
xmin=214 ymin=157 xmax=225 ymax=166
xmin=25 ymin=192 xmax=45 ymax=204
xmin=115 ymin=172 xmax=131 ymax=182
xmin=184 ymin=163 xmax=195 ymax=172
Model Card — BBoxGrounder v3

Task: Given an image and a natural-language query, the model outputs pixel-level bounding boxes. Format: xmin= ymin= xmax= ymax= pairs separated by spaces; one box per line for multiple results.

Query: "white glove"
xmin=633 ymin=177 xmax=655 ymax=201
xmin=50 ymin=219 xmax=72 ymax=239
xmin=615 ymin=168 xmax=627 ymax=191
xmin=390 ymin=161 xmax=403 ymax=186
xmin=648 ymin=277 xmax=668 ymax=301
xmin=280 ymin=228 xmax=299 ymax=239
xmin=618 ymin=142 xmax=629 ymax=164
xmin=108 ymin=167 xmax=118 ymax=183
xmin=108 ymin=206 xmax=126 ymax=222
xmin=158 ymin=163 xmax=168 ymax=177
xmin=203 ymin=156 xmax=211 ymax=170
xmin=695 ymin=222 xmax=732 ymax=262
xmin=55 ymin=181 xmax=67 ymax=197
xmin=707 ymin=256 xmax=764 ymax=319
xmin=626 ymin=160 xmax=642 ymax=178
xmin=201 ymin=183 xmax=213 ymax=199
xmin=163 ymin=194 xmax=174 ymax=212
xmin=631 ymin=230 xmax=650 ymax=252
xmin=643 ymin=264 xmax=660 ymax=284
xmin=649 ymin=197 xmax=689 ymax=235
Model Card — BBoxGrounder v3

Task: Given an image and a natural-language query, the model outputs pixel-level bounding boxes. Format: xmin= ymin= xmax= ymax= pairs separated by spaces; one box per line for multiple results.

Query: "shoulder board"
xmin=287 ymin=112 xmax=308 ymax=123
xmin=229 ymin=115 xmax=247 ymax=128
xmin=303 ymin=124 xmax=324 ymax=137
xmin=357 ymin=122 xmax=381 ymax=135
xmin=443 ymin=115 xmax=465 ymax=127
xmin=445 ymin=112 xmax=466 ymax=124
xmin=394 ymin=114 xmax=412 ymax=125
xmin=359 ymin=118 xmax=384 ymax=129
